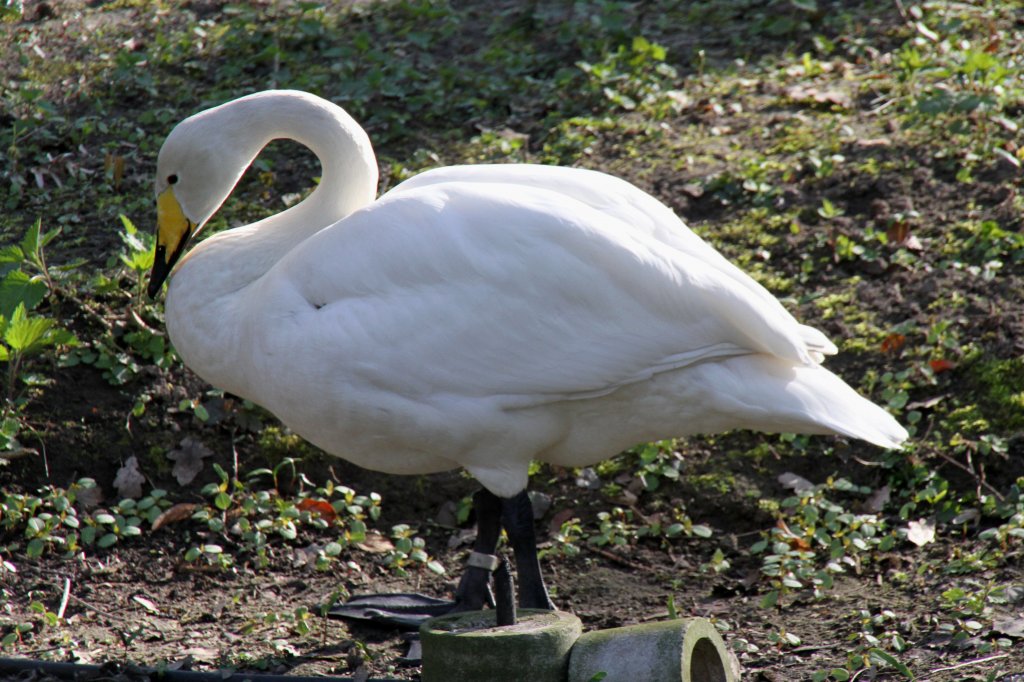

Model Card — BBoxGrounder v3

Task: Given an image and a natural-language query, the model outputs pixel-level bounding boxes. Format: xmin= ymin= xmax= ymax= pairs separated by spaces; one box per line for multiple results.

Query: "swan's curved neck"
xmin=262 ymin=93 xmax=379 ymax=224
xmin=177 ymin=92 xmax=378 ymax=296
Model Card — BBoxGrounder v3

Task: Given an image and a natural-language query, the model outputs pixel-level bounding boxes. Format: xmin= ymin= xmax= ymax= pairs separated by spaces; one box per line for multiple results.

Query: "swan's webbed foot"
xmin=327 ymin=592 xmax=454 ymax=629
xmin=327 ymin=487 xmax=553 ymax=630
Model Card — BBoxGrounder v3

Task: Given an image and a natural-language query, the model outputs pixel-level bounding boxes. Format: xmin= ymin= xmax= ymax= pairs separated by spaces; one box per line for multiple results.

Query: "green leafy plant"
xmin=117 ymin=214 xmax=155 ymax=305
xmin=753 ymin=477 xmax=895 ymax=606
xmin=185 ymin=460 xmax=441 ymax=574
xmin=577 ymin=35 xmax=680 ymax=114
xmin=385 ymin=523 xmax=445 ymax=576
xmin=0 ymin=221 xmax=78 ymax=454
xmin=0 ymin=478 xmax=169 ymax=559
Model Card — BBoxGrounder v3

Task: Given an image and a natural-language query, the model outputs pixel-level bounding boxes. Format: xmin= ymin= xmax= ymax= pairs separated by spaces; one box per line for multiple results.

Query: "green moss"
xmin=257 ymin=425 xmax=321 ymax=466
xmin=688 ymin=472 xmax=735 ymax=495
xmin=964 ymin=357 xmax=1024 ymax=432
xmin=142 ymin=444 xmax=173 ymax=478
xmin=944 ymin=405 xmax=991 ymax=435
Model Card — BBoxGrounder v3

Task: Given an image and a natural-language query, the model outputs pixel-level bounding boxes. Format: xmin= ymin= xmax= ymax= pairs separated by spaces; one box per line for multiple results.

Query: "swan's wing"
xmin=394 ymin=164 xmax=837 ymax=359
xmin=263 ymin=182 xmax=819 ymax=407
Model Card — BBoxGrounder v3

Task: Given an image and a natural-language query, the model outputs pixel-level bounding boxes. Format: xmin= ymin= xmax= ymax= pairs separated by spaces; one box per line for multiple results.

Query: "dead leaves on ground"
xmin=166 ymin=437 xmax=214 ymax=485
xmin=151 ymin=502 xmax=197 ymax=531
xmin=113 ymin=456 xmax=146 ymax=499
xmin=784 ymin=83 xmax=853 ymax=110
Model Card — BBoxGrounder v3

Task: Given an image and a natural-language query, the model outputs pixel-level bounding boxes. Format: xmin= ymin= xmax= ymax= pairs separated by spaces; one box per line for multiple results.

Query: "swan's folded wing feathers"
xmin=273 ymin=183 xmax=820 ymax=406
xmin=398 ymin=164 xmax=830 ymax=353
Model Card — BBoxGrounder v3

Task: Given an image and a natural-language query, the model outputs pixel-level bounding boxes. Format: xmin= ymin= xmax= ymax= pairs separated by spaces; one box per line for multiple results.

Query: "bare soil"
xmin=2 ymin=2 xmax=1023 ymax=681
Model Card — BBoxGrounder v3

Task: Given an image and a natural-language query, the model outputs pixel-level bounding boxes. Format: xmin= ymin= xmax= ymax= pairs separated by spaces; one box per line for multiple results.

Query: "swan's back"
xmin=208 ymin=173 xmax=907 ymax=496
xmin=396 ymin=164 xmax=838 ymax=360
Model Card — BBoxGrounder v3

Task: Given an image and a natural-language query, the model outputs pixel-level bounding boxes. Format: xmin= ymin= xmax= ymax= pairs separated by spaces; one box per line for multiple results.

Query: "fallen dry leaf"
xmin=166 ymin=437 xmax=214 ymax=485
xmin=863 ymin=485 xmax=891 ymax=514
xmin=907 ymin=518 xmax=936 ymax=547
xmin=887 ymin=220 xmax=911 ymax=244
xmin=132 ymin=595 xmax=160 ymax=614
xmin=901 ymin=234 xmax=924 ymax=251
xmin=549 ymin=508 xmax=578 ymax=537
xmin=952 ymin=509 xmax=980 ymax=525
xmin=179 ymin=647 xmax=219 ymax=663
xmin=152 ymin=502 xmax=197 ymax=531
xmin=113 ymin=456 xmax=146 ymax=499
xmin=778 ymin=471 xmax=814 ymax=493
xmin=784 ymin=84 xmax=852 ymax=109
xmin=297 ymin=498 xmax=337 ymax=522
xmin=447 ymin=528 xmax=476 ymax=550
xmin=881 ymin=333 xmax=906 ymax=354
xmin=356 ymin=531 xmax=395 ymax=554
xmin=993 ymin=616 xmax=1024 ymax=639
xmin=855 ymin=137 xmax=892 ymax=148
xmin=906 ymin=395 xmax=946 ymax=410
xmin=775 ymin=519 xmax=811 ymax=550
xmin=74 ymin=484 xmax=104 ymax=510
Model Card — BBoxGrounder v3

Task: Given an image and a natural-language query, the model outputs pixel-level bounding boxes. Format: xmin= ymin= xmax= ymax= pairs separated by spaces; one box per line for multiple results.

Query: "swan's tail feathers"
xmin=787 ymin=363 xmax=908 ymax=449
xmin=827 ymin=399 xmax=909 ymax=450
xmin=708 ymin=356 xmax=909 ymax=449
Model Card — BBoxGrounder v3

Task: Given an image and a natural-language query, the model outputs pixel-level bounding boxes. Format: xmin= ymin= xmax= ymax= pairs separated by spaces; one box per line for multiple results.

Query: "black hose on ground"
xmin=0 ymin=657 xmax=407 ymax=681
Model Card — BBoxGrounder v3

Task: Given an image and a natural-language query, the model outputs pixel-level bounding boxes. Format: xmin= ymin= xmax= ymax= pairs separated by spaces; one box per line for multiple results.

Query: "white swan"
xmin=148 ymin=90 xmax=907 ymax=611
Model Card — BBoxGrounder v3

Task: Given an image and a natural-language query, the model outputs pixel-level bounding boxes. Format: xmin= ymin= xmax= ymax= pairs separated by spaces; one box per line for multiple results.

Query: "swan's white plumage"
xmin=155 ymin=90 xmax=906 ymax=498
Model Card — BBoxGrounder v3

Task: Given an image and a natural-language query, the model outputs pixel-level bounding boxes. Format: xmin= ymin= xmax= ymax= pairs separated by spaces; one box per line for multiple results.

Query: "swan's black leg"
xmin=452 ymin=488 xmax=502 ymax=611
xmin=501 ymin=490 xmax=556 ymax=610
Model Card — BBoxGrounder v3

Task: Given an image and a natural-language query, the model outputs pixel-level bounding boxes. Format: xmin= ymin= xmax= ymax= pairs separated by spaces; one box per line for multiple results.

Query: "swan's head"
xmin=147 ymin=100 xmax=262 ymax=298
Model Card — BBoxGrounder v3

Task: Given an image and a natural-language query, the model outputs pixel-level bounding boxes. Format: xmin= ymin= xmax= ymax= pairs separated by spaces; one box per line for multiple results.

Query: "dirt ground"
xmin=2 ymin=1 xmax=1024 ymax=681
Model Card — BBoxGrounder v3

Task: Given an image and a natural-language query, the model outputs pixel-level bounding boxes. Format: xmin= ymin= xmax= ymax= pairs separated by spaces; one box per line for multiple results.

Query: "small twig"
xmin=13 ymin=645 xmax=68 ymax=657
xmin=789 ymin=644 xmax=835 ymax=655
xmin=892 ymin=0 xmax=910 ymax=23
xmin=56 ymin=578 xmax=71 ymax=621
xmin=62 ymin=292 xmax=116 ymax=335
xmin=66 ymin=593 xmax=123 ymax=622
xmin=583 ymin=543 xmax=655 ymax=573
xmin=930 ymin=653 xmax=1009 ymax=674
xmin=868 ymin=98 xmax=897 ymax=115
xmin=933 ymin=449 xmax=1005 ymax=502
xmin=128 ymin=306 xmax=164 ymax=336
xmin=38 ymin=433 xmax=49 ymax=480
xmin=0 ymin=447 xmax=38 ymax=461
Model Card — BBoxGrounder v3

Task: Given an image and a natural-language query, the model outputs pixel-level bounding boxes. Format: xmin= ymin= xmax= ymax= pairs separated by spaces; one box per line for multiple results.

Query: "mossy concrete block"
xmin=420 ymin=609 xmax=583 ymax=682
xmin=568 ymin=618 xmax=736 ymax=682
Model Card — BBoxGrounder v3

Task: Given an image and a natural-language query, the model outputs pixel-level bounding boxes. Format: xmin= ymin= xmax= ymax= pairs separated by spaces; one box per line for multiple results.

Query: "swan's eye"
xmin=167 ymin=174 xmax=179 ymax=185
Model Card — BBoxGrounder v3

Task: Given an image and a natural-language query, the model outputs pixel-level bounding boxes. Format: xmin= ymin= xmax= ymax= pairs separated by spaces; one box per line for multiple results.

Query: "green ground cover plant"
xmin=0 ymin=1 xmax=1021 ymax=679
